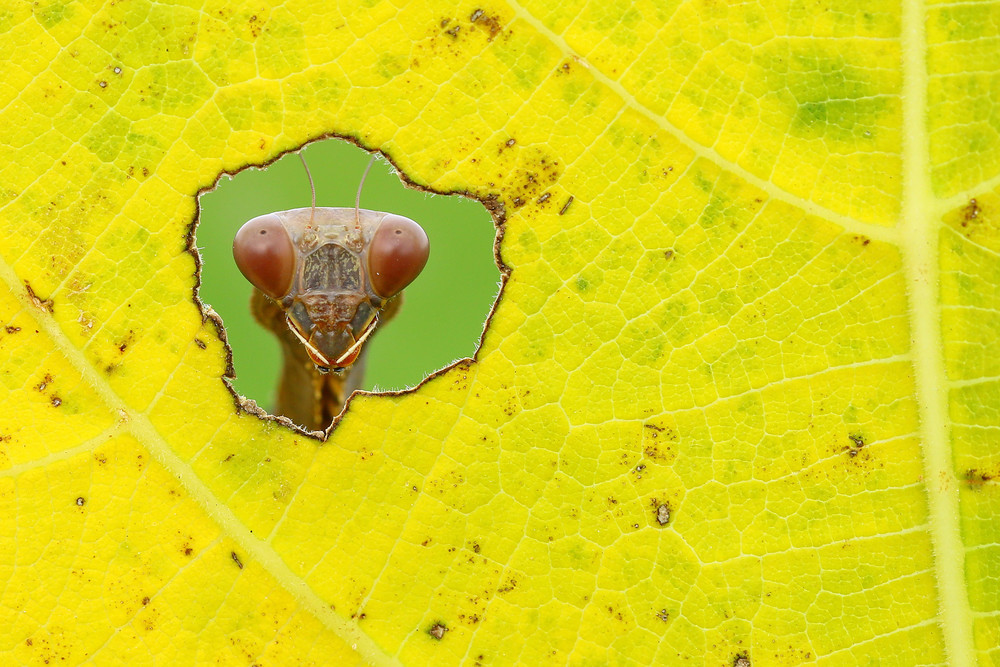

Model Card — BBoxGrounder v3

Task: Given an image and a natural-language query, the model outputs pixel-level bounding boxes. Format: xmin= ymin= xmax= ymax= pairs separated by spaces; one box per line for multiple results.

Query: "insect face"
xmin=233 ymin=206 xmax=429 ymax=372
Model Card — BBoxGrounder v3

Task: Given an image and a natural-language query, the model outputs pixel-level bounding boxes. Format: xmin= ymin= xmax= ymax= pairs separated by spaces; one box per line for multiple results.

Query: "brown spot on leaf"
xmin=142 ymin=596 xmax=150 ymax=605
xmin=655 ymin=504 xmax=671 ymax=526
xmin=428 ymin=622 xmax=448 ymax=640
xmin=964 ymin=469 xmax=994 ymax=489
xmin=961 ymin=198 xmax=980 ymax=226
xmin=733 ymin=653 xmax=751 ymax=667
xmin=75 ymin=497 xmax=85 ymax=506
xmin=497 ymin=578 xmax=517 ymax=593
xmin=847 ymin=433 xmax=865 ymax=457
xmin=24 ymin=282 xmax=53 ymax=313
xmin=4 ymin=325 xmax=20 ymax=334
xmin=469 ymin=9 xmax=502 ymax=40
xmin=117 ymin=330 xmax=134 ymax=354
xmin=51 ymin=396 xmax=62 ymax=407
xmin=35 ymin=374 xmax=53 ymax=392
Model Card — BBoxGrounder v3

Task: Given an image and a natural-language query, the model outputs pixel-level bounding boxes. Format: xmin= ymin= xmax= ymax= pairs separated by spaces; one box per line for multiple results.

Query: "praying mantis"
xmin=232 ymin=154 xmax=429 ymax=430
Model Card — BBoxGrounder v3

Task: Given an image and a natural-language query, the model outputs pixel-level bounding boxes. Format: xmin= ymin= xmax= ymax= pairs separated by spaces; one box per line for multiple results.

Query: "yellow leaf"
xmin=1 ymin=0 xmax=998 ymax=665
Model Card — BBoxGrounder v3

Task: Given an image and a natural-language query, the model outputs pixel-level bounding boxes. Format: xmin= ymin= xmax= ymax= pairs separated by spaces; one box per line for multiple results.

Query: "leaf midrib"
xmin=900 ymin=1 xmax=974 ymax=663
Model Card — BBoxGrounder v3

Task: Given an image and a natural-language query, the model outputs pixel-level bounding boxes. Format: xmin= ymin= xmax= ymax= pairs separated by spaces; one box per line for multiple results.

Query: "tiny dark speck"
xmin=76 ymin=497 xmax=85 ymax=506
xmin=141 ymin=596 xmax=150 ymax=605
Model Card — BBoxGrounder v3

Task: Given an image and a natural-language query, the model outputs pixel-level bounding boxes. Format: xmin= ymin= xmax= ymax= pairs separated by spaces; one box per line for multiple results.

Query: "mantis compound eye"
xmin=367 ymin=214 xmax=430 ymax=299
xmin=232 ymin=214 xmax=295 ymax=300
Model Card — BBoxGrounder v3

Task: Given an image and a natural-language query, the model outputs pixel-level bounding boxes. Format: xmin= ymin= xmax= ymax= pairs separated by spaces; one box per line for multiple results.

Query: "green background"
xmin=197 ymin=139 xmax=500 ymax=410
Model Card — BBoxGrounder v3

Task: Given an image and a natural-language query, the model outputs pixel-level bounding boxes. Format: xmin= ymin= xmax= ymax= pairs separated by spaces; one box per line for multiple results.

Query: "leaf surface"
xmin=1 ymin=0 xmax=998 ymax=664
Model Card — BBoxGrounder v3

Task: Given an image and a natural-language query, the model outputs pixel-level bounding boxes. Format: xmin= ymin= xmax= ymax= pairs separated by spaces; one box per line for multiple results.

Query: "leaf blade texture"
xmin=0 ymin=0 xmax=998 ymax=664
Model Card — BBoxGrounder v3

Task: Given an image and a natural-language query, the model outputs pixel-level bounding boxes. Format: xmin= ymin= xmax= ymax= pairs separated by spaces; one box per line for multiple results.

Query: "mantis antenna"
xmin=355 ymin=154 xmax=377 ymax=232
xmin=299 ymin=153 xmax=316 ymax=226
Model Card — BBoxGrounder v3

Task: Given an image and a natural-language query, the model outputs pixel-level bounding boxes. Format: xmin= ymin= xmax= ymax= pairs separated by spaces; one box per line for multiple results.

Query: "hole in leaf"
xmin=198 ymin=139 xmax=500 ymax=422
